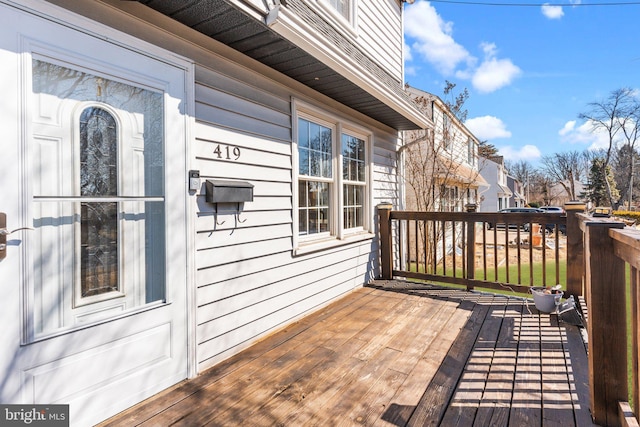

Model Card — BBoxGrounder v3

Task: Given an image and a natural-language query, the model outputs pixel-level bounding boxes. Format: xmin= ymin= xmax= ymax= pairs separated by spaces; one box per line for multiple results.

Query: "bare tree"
xmin=402 ymin=84 xmax=482 ymax=272
xmin=613 ymin=143 xmax=640 ymax=209
xmin=539 ymin=151 xmax=590 ymax=201
xmin=505 ymin=160 xmax=536 ymax=202
xmin=579 ymin=87 xmax=640 ymax=206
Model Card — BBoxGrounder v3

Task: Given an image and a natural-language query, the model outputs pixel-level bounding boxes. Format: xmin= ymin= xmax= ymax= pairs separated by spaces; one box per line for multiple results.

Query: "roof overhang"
xmin=497 ymin=184 xmax=513 ymax=196
xmin=135 ymin=0 xmax=428 ymax=131
xmin=436 ymin=156 xmax=489 ymax=188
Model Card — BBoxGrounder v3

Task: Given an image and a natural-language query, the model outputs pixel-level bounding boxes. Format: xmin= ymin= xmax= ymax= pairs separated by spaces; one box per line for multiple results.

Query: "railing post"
xmin=465 ymin=203 xmax=477 ymax=290
xmin=377 ymin=203 xmax=393 ymax=280
xmin=584 ymin=217 xmax=626 ymax=427
xmin=565 ymin=202 xmax=585 ymax=299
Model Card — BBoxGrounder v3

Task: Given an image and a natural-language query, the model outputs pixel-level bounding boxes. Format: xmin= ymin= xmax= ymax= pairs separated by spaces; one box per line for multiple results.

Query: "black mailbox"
xmin=205 ymin=179 xmax=254 ymax=204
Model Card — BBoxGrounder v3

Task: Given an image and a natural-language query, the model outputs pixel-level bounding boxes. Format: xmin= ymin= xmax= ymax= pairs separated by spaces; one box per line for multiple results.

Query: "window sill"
xmin=294 ymin=232 xmax=374 ymax=256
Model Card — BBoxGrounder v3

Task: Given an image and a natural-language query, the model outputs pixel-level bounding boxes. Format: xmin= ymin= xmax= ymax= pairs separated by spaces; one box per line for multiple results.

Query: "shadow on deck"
xmin=100 ymin=280 xmax=596 ymax=426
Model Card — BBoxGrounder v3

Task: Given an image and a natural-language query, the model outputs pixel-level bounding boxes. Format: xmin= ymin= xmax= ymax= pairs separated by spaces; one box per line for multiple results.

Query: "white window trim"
xmin=292 ymin=99 xmax=374 ymax=255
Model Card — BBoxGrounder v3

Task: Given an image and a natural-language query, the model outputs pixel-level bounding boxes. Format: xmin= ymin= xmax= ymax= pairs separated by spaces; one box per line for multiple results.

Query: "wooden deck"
xmin=100 ymin=280 xmax=596 ymax=427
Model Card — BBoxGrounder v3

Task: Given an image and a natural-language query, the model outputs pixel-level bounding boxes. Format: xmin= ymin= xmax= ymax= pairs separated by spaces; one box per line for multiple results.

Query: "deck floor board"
xmin=99 ymin=280 xmax=596 ymax=427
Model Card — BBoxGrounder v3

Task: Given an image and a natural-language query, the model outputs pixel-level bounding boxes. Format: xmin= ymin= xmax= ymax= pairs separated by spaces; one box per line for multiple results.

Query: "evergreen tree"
xmin=585 ymin=158 xmax=619 ymax=206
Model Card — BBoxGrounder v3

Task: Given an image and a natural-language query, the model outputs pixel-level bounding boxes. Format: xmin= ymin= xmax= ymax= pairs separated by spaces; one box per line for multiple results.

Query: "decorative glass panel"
xmin=79 ymin=108 xmax=119 ymax=297
xmin=31 ymin=59 xmax=166 ymax=335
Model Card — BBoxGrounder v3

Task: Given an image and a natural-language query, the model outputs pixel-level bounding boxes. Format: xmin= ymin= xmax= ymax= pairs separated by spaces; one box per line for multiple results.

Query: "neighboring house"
xmin=402 ymin=86 xmax=487 ymax=213
xmin=508 ymin=175 xmax=527 ymax=207
xmin=401 ymin=86 xmax=486 ymax=266
xmin=544 ymin=180 xmax=586 ymax=206
xmin=0 ymin=1 xmax=430 ymax=425
xmin=479 ymin=156 xmax=513 ymax=212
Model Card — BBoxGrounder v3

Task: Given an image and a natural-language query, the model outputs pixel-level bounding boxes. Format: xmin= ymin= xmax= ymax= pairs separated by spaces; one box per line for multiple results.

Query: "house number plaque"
xmin=213 ymin=144 xmax=241 ymax=160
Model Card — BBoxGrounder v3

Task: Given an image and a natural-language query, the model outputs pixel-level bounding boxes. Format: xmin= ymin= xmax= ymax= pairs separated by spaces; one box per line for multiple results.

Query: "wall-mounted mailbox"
xmin=205 ymin=179 xmax=254 ymax=204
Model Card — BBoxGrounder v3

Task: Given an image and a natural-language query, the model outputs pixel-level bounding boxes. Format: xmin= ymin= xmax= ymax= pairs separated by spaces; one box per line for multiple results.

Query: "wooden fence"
xmin=378 ymin=204 xmax=567 ymax=295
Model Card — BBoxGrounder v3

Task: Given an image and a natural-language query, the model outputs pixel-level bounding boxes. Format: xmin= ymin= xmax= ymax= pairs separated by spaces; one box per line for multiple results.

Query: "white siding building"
xmin=0 ymin=1 xmax=430 ymax=425
xmin=402 ymin=86 xmax=487 ymax=212
xmin=479 ymin=156 xmax=513 ymax=212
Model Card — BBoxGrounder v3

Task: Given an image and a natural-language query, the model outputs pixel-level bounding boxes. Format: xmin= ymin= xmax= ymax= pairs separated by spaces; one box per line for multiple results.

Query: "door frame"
xmin=5 ymin=0 xmax=198 ymax=393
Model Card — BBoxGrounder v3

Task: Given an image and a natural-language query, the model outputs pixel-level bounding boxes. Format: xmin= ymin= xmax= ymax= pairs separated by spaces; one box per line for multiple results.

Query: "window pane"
xmin=299 ymin=148 xmax=309 ymax=175
xmin=299 ymin=180 xmax=329 ymax=237
xmin=298 ymin=119 xmax=309 ymax=148
xmin=299 ymin=118 xmax=332 ymax=179
xmin=343 ymin=184 xmax=363 ymax=229
xmin=299 ymin=209 xmax=308 ymax=236
xmin=342 ymin=134 xmax=365 ymax=183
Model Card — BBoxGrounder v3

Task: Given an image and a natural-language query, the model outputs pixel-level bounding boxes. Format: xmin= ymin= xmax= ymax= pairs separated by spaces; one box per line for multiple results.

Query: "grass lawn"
xmin=409 ymin=260 xmax=567 ymax=298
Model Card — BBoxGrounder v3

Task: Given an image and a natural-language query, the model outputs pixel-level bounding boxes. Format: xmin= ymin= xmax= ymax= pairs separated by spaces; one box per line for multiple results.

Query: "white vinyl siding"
xmin=358 ymin=1 xmax=403 ymax=79
xmin=193 ymin=63 xmax=396 ymax=371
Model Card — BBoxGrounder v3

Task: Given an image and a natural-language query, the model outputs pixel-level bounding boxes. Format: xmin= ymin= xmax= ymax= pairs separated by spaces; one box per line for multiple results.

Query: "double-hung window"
xmin=295 ymin=106 xmax=371 ymax=252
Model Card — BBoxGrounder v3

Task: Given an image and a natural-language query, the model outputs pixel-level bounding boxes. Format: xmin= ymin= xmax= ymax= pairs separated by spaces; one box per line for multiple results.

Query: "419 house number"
xmin=213 ymin=144 xmax=241 ymax=160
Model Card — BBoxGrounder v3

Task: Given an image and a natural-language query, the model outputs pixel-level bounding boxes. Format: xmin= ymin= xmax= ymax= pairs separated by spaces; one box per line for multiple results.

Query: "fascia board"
xmin=270 ymin=6 xmax=431 ymax=130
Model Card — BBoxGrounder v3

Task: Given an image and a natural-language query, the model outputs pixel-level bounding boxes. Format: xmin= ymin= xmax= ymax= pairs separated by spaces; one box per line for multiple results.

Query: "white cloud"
xmin=472 ymin=56 xmax=522 ymax=93
xmin=404 ymin=2 xmax=520 ymax=93
xmin=465 ymin=115 xmax=512 ymax=140
xmin=541 ymin=4 xmax=564 ymax=19
xmin=559 ymin=119 xmax=616 ymax=151
xmin=498 ymin=144 xmax=542 ymax=161
xmin=559 ymin=120 xmax=576 ymax=136
xmin=403 ymin=41 xmax=413 ymax=62
xmin=404 ymin=1 xmax=470 ymax=75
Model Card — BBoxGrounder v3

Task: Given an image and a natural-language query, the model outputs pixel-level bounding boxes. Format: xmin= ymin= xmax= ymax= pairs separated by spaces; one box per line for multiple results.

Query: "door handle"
xmin=0 ymin=213 xmax=34 ymax=260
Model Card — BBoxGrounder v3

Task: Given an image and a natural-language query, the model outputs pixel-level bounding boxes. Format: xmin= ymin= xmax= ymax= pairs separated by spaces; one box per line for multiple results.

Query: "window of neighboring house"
xmin=295 ymin=107 xmax=372 ymax=251
xmin=442 ymin=114 xmax=450 ymax=150
xmin=439 ymin=185 xmax=459 ymax=212
xmin=467 ymin=138 xmax=477 ymax=167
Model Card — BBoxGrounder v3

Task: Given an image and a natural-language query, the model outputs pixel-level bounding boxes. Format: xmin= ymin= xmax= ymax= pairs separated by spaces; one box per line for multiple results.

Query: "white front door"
xmin=0 ymin=3 xmax=191 ymax=426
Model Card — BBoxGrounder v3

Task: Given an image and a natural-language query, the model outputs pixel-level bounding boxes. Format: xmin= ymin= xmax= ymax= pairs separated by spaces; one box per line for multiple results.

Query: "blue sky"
xmin=403 ymin=0 xmax=640 ymax=164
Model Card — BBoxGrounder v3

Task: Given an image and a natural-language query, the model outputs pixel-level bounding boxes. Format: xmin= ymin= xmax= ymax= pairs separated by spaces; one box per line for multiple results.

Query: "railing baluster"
xmin=432 ymin=220 xmax=437 ymax=274
xmin=529 ymin=225 xmax=534 ymax=286
xmin=413 ymin=220 xmax=420 ymax=273
xmin=406 ymin=219 xmax=411 ymax=273
xmin=553 ymin=224 xmax=560 ymax=285
xmin=423 ymin=220 xmax=427 ymax=275
xmin=505 ymin=224 xmax=510 ymax=284
xmin=516 ymin=227 xmax=522 ymax=284
xmin=542 ymin=223 xmax=547 ymax=287
xmin=452 ymin=220 xmax=457 ymax=278
xmin=482 ymin=223 xmax=487 ymax=281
